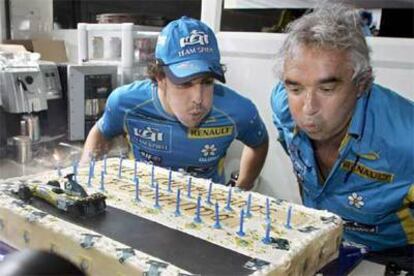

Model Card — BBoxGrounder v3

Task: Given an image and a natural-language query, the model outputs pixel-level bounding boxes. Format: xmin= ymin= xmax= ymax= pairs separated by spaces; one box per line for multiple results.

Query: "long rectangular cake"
xmin=0 ymin=157 xmax=343 ymax=275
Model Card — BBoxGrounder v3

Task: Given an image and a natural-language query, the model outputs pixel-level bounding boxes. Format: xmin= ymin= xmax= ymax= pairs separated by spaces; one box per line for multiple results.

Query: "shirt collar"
xmin=348 ymin=88 xmax=371 ymax=139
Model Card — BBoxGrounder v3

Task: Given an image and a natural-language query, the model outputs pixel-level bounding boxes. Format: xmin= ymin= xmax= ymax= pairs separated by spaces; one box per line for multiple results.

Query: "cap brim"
xmin=163 ymin=59 xmax=225 ymax=85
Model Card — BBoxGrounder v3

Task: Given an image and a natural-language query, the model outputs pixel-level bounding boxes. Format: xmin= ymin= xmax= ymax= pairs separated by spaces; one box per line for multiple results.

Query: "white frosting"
xmin=0 ymin=158 xmax=343 ymax=275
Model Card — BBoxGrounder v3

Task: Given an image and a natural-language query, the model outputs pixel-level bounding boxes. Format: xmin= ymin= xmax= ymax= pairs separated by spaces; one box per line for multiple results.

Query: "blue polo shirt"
xmin=98 ymin=79 xmax=268 ymax=184
xmin=271 ymin=82 xmax=414 ymax=251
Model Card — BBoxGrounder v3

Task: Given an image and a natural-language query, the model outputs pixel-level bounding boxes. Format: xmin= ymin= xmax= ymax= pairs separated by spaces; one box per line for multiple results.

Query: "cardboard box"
xmin=0 ymin=44 xmax=28 ymax=53
xmin=2 ymin=39 xmax=68 ymax=62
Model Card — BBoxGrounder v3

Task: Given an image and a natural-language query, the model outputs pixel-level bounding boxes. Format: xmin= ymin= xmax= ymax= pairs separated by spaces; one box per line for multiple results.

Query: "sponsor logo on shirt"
xmin=199 ymin=144 xmax=220 ymax=162
xmin=343 ymin=220 xmax=378 ymax=233
xmin=341 ymin=160 xmax=394 ymax=183
xmin=134 ymin=126 xmax=164 ymax=142
xmin=139 ymin=150 xmax=162 ymax=164
xmin=187 ymin=126 xmax=233 ymax=139
xmin=201 ymin=144 xmax=216 ymax=157
xmin=129 ymin=120 xmax=172 ymax=152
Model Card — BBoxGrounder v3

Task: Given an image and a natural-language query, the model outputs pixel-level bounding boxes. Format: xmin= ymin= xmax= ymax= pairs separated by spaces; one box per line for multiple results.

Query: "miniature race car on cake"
xmin=14 ymin=174 xmax=106 ymax=217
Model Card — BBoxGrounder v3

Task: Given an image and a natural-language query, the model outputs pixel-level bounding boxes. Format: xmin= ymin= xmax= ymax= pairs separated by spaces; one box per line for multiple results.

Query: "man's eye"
xmin=287 ymin=87 xmax=302 ymax=95
xmin=319 ymin=86 xmax=335 ymax=93
xmin=177 ymin=82 xmax=193 ymax=89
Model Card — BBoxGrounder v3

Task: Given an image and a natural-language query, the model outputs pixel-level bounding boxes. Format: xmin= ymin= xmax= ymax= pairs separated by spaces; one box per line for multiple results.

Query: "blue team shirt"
xmin=271 ymin=82 xmax=414 ymax=251
xmin=98 ymin=79 xmax=268 ymax=184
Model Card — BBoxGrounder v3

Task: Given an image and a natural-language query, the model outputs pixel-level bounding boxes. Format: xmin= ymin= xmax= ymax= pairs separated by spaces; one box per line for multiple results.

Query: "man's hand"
xmin=236 ymin=139 xmax=269 ymax=190
xmin=80 ymin=124 xmax=112 ymax=165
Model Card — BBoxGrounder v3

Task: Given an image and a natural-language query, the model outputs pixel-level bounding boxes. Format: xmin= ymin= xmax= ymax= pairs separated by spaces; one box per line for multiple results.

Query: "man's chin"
xmin=179 ymin=119 xmax=202 ymax=128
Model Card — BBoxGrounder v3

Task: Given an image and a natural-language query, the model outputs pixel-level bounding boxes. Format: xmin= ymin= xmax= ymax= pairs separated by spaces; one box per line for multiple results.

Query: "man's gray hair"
xmin=277 ymin=3 xmax=374 ymax=88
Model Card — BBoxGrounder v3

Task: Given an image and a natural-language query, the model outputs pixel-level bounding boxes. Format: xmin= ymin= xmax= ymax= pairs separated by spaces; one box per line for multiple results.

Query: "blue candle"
xmin=187 ymin=177 xmax=192 ymax=198
xmin=88 ymin=160 xmax=93 ymax=179
xmin=174 ymin=189 xmax=181 ymax=216
xmin=100 ymin=170 xmax=105 ymax=192
xmin=87 ymin=165 xmax=92 ymax=188
xmin=133 ymin=160 xmax=137 ymax=181
xmin=194 ymin=195 xmax=202 ymax=223
xmin=151 ymin=164 xmax=155 ymax=188
xmin=118 ymin=156 xmax=123 ymax=178
xmin=213 ymin=202 xmax=221 ymax=229
xmin=103 ymin=154 xmax=107 ymax=174
xmin=245 ymin=194 xmax=252 ymax=218
xmin=225 ymin=187 xmax=233 ymax=211
xmin=167 ymin=168 xmax=172 ymax=192
xmin=135 ymin=177 xmax=140 ymax=202
xmin=262 ymin=222 xmax=272 ymax=244
xmin=266 ymin=198 xmax=271 ymax=223
xmin=206 ymin=181 xmax=213 ymax=205
xmin=285 ymin=206 xmax=292 ymax=229
xmin=154 ymin=181 xmax=160 ymax=209
xmin=90 ymin=158 xmax=95 ymax=178
xmin=236 ymin=208 xmax=246 ymax=237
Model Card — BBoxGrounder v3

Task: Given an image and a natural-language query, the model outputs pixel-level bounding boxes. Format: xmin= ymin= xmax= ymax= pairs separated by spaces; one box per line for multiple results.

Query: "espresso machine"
xmin=0 ymin=60 xmax=68 ymax=162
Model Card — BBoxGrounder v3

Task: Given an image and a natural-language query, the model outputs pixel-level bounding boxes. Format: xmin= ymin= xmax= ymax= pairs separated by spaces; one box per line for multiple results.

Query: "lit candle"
xmin=154 ymin=181 xmax=160 ymax=209
xmin=236 ymin=208 xmax=246 ymax=237
xmin=135 ymin=177 xmax=140 ymax=202
xmin=53 ymin=152 xmax=61 ymax=177
xmin=262 ymin=222 xmax=272 ymax=244
xmin=194 ymin=194 xmax=202 ymax=224
xmin=100 ymin=170 xmax=105 ymax=192
xmin=167 ymin=168 xmax=172 ymax=193
xmin=151 ymin=164 xmax=155 ymax=188
xmin=133 ymin=160 xmax=137 ymax=181
xmin=213 ymin=202 xmax=221 ymax=229
xmin=72 ymin=161 xmax=78 ymax=176
xmin=187 ymin=177 xmax=192 ymax=198
xmin=103 ymin=154 xmax=107 ymax=174
xmin=206 ymin=181 xmax=213 ymax=205
xmin=118 ymin=156 xmax=123 ymax=178
xmin=174 ymin=189 xmax=181 ymax=216
xmin=56 ymin=162 xmax=62 ymax=177
xmin=245 ymin=194 xmax=252 ymax=218
xmin=285 ymin=206 xmax=292 ymax=229
xmin=225 ymin=187 xmax=233 ymax=211
xmin=266 ymin=198 xmax=271 ymax=223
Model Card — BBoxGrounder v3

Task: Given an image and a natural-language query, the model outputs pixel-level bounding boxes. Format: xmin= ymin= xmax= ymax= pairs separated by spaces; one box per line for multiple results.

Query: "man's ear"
xmin=356 ymin=67 xmax=373 ymax=97
xmin=156 ymin=75 xmax=166 ymax=91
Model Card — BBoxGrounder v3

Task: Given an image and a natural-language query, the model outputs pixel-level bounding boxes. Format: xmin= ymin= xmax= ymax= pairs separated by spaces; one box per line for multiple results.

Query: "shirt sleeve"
xmin=97 ymin=88 xmax=125 ymax=139
xmin=236 ymin=101 xmax=268 ymax=148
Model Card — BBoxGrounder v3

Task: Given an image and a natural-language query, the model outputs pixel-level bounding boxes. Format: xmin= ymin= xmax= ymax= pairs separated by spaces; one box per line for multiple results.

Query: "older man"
xmin=271 ymin=4 xmax=413 ymax=272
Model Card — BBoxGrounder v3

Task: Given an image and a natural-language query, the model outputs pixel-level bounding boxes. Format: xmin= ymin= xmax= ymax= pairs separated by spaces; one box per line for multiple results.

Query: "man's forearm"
xmin=80 ymin=125 xmax=112 ymax=164
xmin=236 ymin=139 xmax=269 ymax=190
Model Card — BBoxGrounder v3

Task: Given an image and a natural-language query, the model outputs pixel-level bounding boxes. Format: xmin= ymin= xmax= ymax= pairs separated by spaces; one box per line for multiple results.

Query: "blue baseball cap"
xmin=155 ymin=16 xmax=225 ymax=84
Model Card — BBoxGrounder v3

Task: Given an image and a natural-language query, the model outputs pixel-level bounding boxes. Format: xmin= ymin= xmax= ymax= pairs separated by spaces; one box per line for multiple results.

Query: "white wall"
xmin=0 ymin=0 xmax=6 ymax=41
xmin=217 ymin=32 xmax=414 ymax=203
xmin=9 ymin=0 xmax=53 ymax=37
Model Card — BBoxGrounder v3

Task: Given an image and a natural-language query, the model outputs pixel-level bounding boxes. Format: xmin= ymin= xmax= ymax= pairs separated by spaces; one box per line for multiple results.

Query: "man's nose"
xmin=303 ymin=90 xmax=319 ymax=115
xmin=191 ymin=84 xmax=203 ymax=105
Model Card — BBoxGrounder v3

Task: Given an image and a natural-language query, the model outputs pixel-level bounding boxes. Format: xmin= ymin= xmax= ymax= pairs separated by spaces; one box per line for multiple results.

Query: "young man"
xmin=81 ymin=16 xmax=268 ymax=190
xmin=271 ymin=4 xmax=413 ymax=272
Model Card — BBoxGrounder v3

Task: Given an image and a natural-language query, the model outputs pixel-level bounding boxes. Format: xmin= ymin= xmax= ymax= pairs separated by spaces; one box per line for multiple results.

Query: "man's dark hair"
xmin=147 ymin=60 xmax=165 ymax=82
